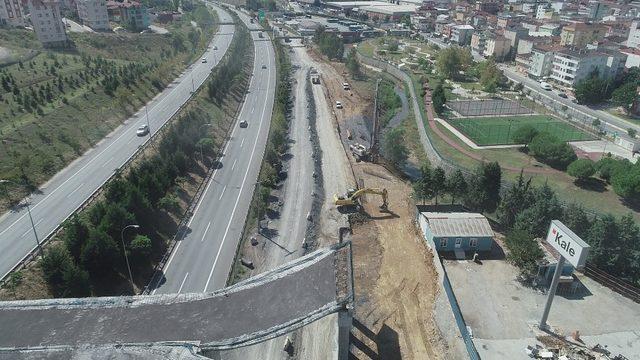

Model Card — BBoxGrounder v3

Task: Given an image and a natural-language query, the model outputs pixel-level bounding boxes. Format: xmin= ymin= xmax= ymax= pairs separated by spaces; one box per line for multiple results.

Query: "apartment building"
xmin=106 ymin=0 xmax=149 ymax=30
xmin=550 ymin=49 xmax=626 ymax=88
xmin=484 ymin=34 xmax=510 ymax=60
xmin=0 ymin=0 xmax=25 ymax=26
xmin=560 ymin=22 xmax=607 ymax=48
xmin=450 ymin=24 xmax=474 ymax=46
xmin=76 ymin=0 xmax=109 ymax=30
xmin=528 ymin=44 xmax=558 ymax=78
xmin=28 ymin=0 xmax=68 ymax=47
xmin=628 ymin=20 xmax=640 ymax=49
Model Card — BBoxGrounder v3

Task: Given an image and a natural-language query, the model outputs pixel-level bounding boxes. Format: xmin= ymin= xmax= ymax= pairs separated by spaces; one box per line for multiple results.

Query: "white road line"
xmin=218 ymin=185 xmax=227 ymax=200
xmin=201 ymin=221 xmax=211 ymax=243
xmin=21 ymin=219 xmax=43 ymax=238
xmin=203 ymin=41 xmax=272 ymax=292
xmin=231 ymin=159 xmax=237 ymax=170
xmin=0 ymin=23 xmax=235 ymax=241
xmin=240 ymin=138 xmax=245 ymax=148
xmin=65 ymin=183 xmax=84 ymax=198
xmin=102 ymin=157 xmax=114 ymax=168
xmin=177 ymin=272 xmax=189 ymax=293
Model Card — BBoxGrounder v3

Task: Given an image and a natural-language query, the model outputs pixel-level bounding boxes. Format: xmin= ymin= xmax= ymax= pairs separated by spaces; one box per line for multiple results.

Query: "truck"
xmin=258 ymin=32 xmax=263 ymax=38
xmin=349 ymin=143 xmax=369 ymax=162
xmin=310 ymin=67 xmax=320 ymax=84
xmin=342 ymin=82 xmax=350 ymax=90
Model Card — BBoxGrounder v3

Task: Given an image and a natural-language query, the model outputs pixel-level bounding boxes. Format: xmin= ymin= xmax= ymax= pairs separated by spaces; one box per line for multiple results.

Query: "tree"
xmin=346 ymin=47 xmax=361 ymax=78
xmin=586 ymin=214 xmax=619 ymax=270
xmin=413 ymin=163 xmax=433 ymax=204
xmin=512 ymin=125 xmax=539 ymax=149
xmin=466 ymin=162 xmax=501 ymax=213
xmin=446 ymin=169 xmax=467 ymax=204
xmin=611 ymin=164 xmax=640 ymax=202
xmin=477 ymin=59 xmax=503 ymax=93
xmin=130 ymin=234 xmax=152 ymax=260
xmin=562 ymin=203 xmax=590 ymax=239
xmin=504 ymin=229 xmax=544 ymax=277
xmin=432 ymin=167 xmax=446 ymax=205
xmin=592 ymin=118 xmax=601 ymax=128
xmin=496 ymin=170 xmax=533 ymax=229
xmin=629 ymin=128 xmax=637 ymax=139
xmin=431 ymin=81 xmax=446 ymax=114
xmin=596 ymin=156 xmax=628 ymax=183
xmin=61 ymin=265 xmax=91 ymax=297
xmin=62 ymin=215 xmax=89 ymax=261
xmin=567 ymin=159 xmax=596 ymax=183
xmin=41 ymin=244 xmax=74 ymax=292
xmin=528 ymin=132 xmax=577 ymax=170
xmin=387 ymin=40 xmax=399 ymax=52
xmin=313 ymin=27 xmax=344 ymax=60
xmin=611 ymin=82 xmax=637 ymax=114
xmin=80 ymin=229 xmax=119 ymax=278
xmin=513 ymin=184 xmax=562 ymax=237
xmin=384 ymin=127 xmax=408 ymax=167
xmin=436 ymin=46 xmax=472 ymax=80
xmin=574 ymin=74 xmax=611 ymax=105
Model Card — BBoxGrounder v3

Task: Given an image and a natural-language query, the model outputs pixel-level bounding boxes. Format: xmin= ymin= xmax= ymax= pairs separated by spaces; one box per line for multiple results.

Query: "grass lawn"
xmin=447 ymin=115 xmax=594 ymax=146
xmin=0 ymin=5 xmax=217 ymax=206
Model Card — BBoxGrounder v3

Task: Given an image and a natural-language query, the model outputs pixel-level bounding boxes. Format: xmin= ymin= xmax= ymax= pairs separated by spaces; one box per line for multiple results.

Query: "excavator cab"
xmin=334 ymin=188 xmax=388 ymax=212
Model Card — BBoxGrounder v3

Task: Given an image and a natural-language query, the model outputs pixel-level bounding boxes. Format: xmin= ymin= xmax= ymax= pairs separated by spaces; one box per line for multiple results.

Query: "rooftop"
xmin=421 ymin=212 xmax=494 ymax=238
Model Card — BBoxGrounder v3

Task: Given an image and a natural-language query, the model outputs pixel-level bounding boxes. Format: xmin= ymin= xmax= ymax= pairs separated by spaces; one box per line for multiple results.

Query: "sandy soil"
xmin=314 ymin=55 xmax=447 ymax=359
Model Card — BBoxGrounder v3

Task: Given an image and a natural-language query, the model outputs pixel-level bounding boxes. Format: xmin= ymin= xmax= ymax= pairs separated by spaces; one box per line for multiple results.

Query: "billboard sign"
xmin=545 ymin=220 xmax=590 ymax=268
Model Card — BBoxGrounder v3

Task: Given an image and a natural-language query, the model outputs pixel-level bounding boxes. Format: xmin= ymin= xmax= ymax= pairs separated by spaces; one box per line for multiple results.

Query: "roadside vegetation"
xmin=0 ymin=18 xmax=254 ymax=299
xmin=0 ymin=1 xmax=216 ymax=209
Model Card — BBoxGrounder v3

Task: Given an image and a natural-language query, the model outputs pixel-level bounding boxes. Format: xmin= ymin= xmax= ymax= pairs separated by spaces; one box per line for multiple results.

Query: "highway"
xmin=150 ymin=10 xmax=276 ymax=294
xmin=0 ymin=5 xmax=235 ymax=280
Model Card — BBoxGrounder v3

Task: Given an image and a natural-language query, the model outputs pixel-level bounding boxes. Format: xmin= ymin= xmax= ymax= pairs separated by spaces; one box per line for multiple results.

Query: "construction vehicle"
xmin=310 ymin=67 xmax=320 ymax=84
xmin=349 ymin=143 xmax=369 ymax=162
xmin=334 ymin=188 xmax=388 ymax=211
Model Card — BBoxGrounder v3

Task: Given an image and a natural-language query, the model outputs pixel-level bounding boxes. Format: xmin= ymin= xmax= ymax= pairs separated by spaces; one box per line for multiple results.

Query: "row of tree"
xmin=207 ymin=25 xmax=252 ymax=103
xmin=313 ymin=27 xmax=344 ymax=60
xmin=574 ymin=67 xmax=640 ymax=112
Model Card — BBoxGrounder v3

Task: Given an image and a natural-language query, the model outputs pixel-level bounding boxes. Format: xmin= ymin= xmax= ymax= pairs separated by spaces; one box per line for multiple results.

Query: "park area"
xmin=447 ymin=115 xmax=594 ymax=146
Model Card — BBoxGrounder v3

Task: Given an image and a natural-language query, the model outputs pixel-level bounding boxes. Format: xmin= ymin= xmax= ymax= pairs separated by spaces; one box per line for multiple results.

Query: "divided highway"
xmin=151 ymin=10 xmax=276 ymax=294
xmin=0 ymin=5 xmax=235 ymax=280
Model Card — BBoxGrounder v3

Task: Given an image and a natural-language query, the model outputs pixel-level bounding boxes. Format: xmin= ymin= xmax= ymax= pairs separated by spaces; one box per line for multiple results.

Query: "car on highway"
xmin=557 ymin=92 xmax=568 ymax=98
xmin=136 ymin=124 xmax=149 ymax=136
xmin=336 ymin=101 xmax=343 ymax=109
xmin=540 ymin=82 xmax=552 ymax=91
xmin=213 ymin=45 xmax=218 ymax=50
xmin=240 ymin=120 xmax=248 ymax=128
xmin=202 ymin=58 xmax=208 ymax=63
xmin=262 ymin=64 xmax=267 ymax=69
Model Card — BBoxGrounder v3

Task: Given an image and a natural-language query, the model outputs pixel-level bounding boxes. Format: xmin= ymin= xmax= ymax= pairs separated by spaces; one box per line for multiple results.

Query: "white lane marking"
xmin=21 ymin=219 xmax=43 ymax=238
xmin=126 ymin=136 xmax=137 ymax=145
xmin=251 ymin=105 xmax=255 ymax=113
xmin=0 ymin=25 xmax=236 ymax=241
xmin=231 ymin=159 xmax=237 ymax=170
xmin=102 ymin=157 xmax=114 ymax=168
xmin=65 ymin=183 xmax=84 ymax=199
xmin=218 ymin=185 xmax=227 ymax=200
xmin=203 ymin=40 xmax=273 ymax=292
xmin=240 ymin=138 xmax=245 ymax=148
xmin=177 ymin=272 xmax=189 ymax=293
xmin=151 ymin=240 xmax=181 ymax=295
xmin=201 ymin=221 xmax=211 ymax=243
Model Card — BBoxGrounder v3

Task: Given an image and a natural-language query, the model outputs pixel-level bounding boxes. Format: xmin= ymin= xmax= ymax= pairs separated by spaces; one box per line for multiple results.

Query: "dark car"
xmin=240 ymin=120 xmax=248 ymax=128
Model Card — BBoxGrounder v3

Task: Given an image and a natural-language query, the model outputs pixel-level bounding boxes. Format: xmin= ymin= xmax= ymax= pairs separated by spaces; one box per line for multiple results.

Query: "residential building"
xmin=560 ymin=22 xmax=607 ymax=48
xmin=0 ymin=0 xmax=25 ymax=26
xmin=106 ymin=0 xmax=149 ymax=30
xmin=628 ymin=20 xmax=640 ymax=49
xmin=503 ymin=26 xmax=529 ymax=56
xmin=450 ymin=24 xmax=473 ymax=45
xmin=539 ymin=23 xmax=561 ymax=36
xmin=476 ymin=0 xmax=499 ymax=15
xmin=360 ymin=4 xmax=416 ymax=22
xmin=496 ymin=14 xmax=513 ymax=28
xmin=580 ymin=1 xmax=610 ymax=21
xmin=28 ymin=0 xmax=68 ymax=47
xmin=471 ymin=31 xmax=487 ymax=55
xmin=528 ymin=45 xmax=557 ymax=78
xmin=417 ymin=210 xmax=494 ymax=253
xmin=621 ymin=47 xmax=640 ymax=68
xmin=551 ymin=49 xmax=627 ymax=88
xmin=484 ymin=34 xmax=510 ymax=60
xmin=76 ymin=0 xmax=109 ymax=30
xmin=517 ymin=35 xmax=554 ymax=55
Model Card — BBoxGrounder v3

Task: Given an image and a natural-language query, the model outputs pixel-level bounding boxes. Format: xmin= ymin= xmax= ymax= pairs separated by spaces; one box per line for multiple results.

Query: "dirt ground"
xmin=313 ymin=51 xmax=446 ymax=359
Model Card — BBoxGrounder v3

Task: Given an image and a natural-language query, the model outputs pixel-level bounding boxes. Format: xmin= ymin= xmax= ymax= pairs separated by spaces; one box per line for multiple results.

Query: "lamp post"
xmin=0 ymin=179 xmax=42 ymax=256
xmin=145 ymin=105 xmax=151 ymax=139
xmin=120 ymin=224 xmax=140 ymax=295
xmin=198 ymin=123 xmax=212 ymax=163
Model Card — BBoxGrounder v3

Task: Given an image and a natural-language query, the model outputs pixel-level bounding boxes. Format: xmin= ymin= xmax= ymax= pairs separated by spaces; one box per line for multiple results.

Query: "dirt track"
xmin=314 ymin=53 xmax=447 ymax=359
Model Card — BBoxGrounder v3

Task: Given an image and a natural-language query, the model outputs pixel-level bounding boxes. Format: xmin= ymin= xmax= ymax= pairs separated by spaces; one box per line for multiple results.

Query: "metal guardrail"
xmin=582 ymin=264 xmax=640 ymax=304
xmin=0 ymin=14 xmax=234 ymax=287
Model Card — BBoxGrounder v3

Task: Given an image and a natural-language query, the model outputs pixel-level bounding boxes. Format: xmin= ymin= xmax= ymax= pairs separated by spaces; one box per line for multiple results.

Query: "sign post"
xmin=539 ymin=220 xmax=590 ymax=330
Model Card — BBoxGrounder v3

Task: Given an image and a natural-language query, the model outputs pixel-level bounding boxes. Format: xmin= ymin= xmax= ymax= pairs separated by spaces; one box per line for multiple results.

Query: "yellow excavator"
xmin=334 ymin=188 xmax=388 ymax=211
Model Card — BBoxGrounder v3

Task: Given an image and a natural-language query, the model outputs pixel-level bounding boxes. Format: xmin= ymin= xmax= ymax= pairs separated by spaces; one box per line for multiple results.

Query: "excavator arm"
xmin=334 ymin=188 xmax=388 ymax=211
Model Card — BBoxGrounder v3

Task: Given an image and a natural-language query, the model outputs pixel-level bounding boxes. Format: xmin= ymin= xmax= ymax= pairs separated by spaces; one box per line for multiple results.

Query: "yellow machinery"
xmin=334 ymin=188 xmax=388 ymax=211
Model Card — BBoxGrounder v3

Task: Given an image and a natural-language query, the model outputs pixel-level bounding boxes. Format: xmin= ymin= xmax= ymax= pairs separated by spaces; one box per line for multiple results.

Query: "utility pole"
xmin=145 ymin=105 xmax=151 ymax=139
xmin=0 ymin=180 xmax=42 ymax=256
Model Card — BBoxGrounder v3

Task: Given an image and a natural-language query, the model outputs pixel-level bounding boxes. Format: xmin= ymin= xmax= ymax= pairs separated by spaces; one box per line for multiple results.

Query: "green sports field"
xmin=447 ymin=115 xmax=594 ymax=146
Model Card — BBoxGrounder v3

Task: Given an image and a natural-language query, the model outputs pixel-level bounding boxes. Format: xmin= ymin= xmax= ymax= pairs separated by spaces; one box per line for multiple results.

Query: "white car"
xmin=136 ymin=124 xmax=149 ymax=136
xmin=202 ymin=58 xmax=208 ymax=63
xmin=336 ymin=101 xmax=343 ymax=109
xmin=540 ymin=82 xmax=552 ymax=91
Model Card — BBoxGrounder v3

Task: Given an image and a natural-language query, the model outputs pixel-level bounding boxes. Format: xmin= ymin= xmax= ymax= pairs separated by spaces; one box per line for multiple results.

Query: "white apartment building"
xmin=450 ymin=24 xmax=474 ymax=46
xmin=76 ymin=0 xmax=109 ymax=30
xmin=550 ymin=49 xmax=626 ymax=88
xmin=528 ymin=46 xmax=556 ymax=78
xmin=0 ymin=0 xmax=26 ymax=26
xmin=28 ymin=0 xmax=68 ymax=47
xmin=627 ymin=20 xmax=640 ymax=49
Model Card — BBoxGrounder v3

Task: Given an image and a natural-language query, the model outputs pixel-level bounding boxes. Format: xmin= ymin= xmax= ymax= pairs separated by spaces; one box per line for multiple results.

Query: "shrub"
xmin=528 ymin=132 xmax=576 ymax=170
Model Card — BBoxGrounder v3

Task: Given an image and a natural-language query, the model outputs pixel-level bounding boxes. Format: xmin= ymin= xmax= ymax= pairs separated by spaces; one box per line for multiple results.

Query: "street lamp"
xmin=198 ymin=123 xmax=212 ymax=163
xmin=120 ymin=224 xmax=140 ymax=295
xmin=0 ymin=179 xmax=42 ymax=256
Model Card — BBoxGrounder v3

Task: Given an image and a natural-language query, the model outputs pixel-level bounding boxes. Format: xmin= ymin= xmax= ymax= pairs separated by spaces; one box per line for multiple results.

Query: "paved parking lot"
xmin=444 ymin=254 xmax=640 ymax=359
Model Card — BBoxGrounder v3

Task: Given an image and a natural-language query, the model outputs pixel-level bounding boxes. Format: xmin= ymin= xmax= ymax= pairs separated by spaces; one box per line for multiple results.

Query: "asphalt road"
xmin=0 ymin=5 xmax=235 ymax=281
xmin=151 ymin=10 xmax=276 ymax=294
xmin=421 ymin=34 xmax=640 ymax=136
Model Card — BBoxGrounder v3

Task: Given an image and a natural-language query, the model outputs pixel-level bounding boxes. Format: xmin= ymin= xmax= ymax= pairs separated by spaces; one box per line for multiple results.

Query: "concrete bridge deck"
xmin=0 ymin=243 xmax=353 ymax=358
